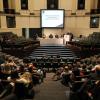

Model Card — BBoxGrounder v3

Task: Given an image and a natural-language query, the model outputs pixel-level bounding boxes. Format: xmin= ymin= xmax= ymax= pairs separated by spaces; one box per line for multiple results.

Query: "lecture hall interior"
xmin=0 ymin=0 xmax=100 ymax=100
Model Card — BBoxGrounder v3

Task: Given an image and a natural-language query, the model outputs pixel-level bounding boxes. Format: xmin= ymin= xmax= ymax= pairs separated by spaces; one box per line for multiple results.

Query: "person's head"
xmin=28 ymin=63 xmax=33 ymax=68
xmin=20 ymin=72 xmax=32 ymax=81
xmin=95 ymin=65 xmax=100 ymax=76
xmin=72 ymin=67 xmax=80 ymax=76
xmin=64 ymin=66 xmax=69 ymax=72
xmin=8 ymin=58 xmax=13 ymax=63
xmin=92 ymin=64 xmax=100 ymax=76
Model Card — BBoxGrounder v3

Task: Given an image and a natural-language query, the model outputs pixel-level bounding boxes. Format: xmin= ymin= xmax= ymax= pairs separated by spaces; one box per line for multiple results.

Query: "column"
xmin=15 ymin=0 xmax=20 ymax=12
xmin=25 ymin=28 xmax=29 ymax=38
xmin=0 ymin=0 xmax=3 ymax=11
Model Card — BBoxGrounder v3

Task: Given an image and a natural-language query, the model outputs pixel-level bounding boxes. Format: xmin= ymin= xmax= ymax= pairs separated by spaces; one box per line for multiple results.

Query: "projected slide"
xmin=41 ymin=10 xmax=64 ymax=28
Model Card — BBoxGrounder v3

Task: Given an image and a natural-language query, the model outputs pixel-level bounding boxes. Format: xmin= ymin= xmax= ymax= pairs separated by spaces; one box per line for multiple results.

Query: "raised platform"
xmin=37 ymin=38 xmax=64 ymax=46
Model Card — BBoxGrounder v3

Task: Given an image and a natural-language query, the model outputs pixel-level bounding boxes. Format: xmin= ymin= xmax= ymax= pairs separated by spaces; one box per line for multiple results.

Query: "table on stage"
xmin=37 ymin=38 xmax=64 ymax=45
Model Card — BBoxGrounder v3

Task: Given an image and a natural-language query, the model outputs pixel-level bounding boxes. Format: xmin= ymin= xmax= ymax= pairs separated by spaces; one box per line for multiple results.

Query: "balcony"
xmin=90 ymin=9 xmax=100 ymax=14
xmin=3 ymin=8 xmax=15 ymax=14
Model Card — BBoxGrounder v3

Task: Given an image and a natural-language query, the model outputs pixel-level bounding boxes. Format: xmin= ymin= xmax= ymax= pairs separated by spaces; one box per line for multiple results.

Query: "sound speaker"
xmin=90 ymin=16 xmax=99 ymax=28
xmin=47 ymin=0 xmax=58 ymax=9
xmin=21 ymin=0 xmax=28 ymax=10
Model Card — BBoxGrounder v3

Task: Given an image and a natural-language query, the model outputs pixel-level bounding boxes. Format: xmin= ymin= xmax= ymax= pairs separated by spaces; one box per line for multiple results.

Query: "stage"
xmin=37 ymin=38 xmax=65 ymax=46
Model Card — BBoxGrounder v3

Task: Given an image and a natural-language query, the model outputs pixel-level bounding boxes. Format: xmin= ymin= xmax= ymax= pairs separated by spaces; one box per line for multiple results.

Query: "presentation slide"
xmin=41 ymin=10 xmax=64 ymax=28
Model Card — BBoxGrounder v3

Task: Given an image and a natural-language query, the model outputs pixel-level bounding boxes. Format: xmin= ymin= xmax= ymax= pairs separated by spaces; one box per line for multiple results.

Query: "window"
xmin=90 ymin=16 xmax=99 ymax=28
xmin=97 ymin=0 xmax=100 ymax=9
xmin=47 ymin=0 xmax=58 ymax=9
xmin=77 ymin=0 xmax=85 ymax=10
xmin=3 ymin=0 xmax=9 ymax=13
xmin=3 ymin=0 xmax=9 ymax=9
xmin=3 ymin=0 xmax=15 ymax=14
xmin=6 ymin=16 xmax=16 ymax=28
xmin=21 ymin=0 xmax=28 ymax=10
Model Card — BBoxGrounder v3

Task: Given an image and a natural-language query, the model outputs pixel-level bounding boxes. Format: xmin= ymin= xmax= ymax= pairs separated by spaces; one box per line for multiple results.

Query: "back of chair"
xmin=0 ymin=81 xmax=4 ymax=94
xmin=71 ymin=81 xmax=84 ymax=92
xmin=14 ymin=82 xmax=28 ymax=98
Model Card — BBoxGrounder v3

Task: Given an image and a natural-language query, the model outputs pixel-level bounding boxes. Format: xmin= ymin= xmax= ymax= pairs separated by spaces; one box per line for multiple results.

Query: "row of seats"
xmin=0 ymin=32 xmax=40 ymax=51
xmin=69 ymin=32 xmax=100 ymax=50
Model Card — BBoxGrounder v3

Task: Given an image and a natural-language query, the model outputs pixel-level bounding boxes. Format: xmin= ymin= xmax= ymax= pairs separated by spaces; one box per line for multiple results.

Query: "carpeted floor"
xmin=33 ymin=73 xmax=70 ymax=100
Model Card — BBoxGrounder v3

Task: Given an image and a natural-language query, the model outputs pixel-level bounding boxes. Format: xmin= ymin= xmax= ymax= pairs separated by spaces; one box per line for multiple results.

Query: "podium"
xmin=63 ymin=34 xmax=71 ymax=44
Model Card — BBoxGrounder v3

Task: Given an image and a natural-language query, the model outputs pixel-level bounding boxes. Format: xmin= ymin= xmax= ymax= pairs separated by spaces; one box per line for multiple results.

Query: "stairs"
xmin=28 ymin=45 xmax=77 ymax=61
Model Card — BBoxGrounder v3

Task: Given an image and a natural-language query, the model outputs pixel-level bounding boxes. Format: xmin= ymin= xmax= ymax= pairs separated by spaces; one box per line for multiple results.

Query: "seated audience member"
xmin=16 ymin=72 xmax=32 ymax=84
xmin=0 ymin=55 xmax=5 ymax=65
xmin=0 ymin=72 xmax=34 ymax=100
xmin=88 ymin=80 xmax=100 ymax=100
xmin=90 ymin=64 xmax=100 ymax=80
xmin=55 ymin=34 xmax=59 ymax=38
xmin=0 ymin=82 xmax=15 ymax=100
xmin=79 ymin=63 xmax=88 ymax=76
xmin=69 ymin=55 xmax=100 ymax=99
xmin=52 ymin=67 xmax=63 ymax=81
xmin=18 ymin=64 xmax=25 ymax=74
xmin=28 ymin=63 xmax=36 ymax=73
xmin=49 ymin=34 xmax=53 ymax=38
xmin=61 ymin=66 xmax=71 ymax=77
xmin=42 ymin=34 xmax=46 ymax=38
xmin=70 ymin=67 xmax=80 ymax=81
xmin=15 ymin=72 xmax=34 ymax=99
xmin=42 ymin=68 xmax=46 ymax=78
xmin=1 ymin=58 xmax=17 ymax=74
xmin=37 ymin=68 xmax=44 ymax=83
xmin=61 ymin=66 xmax=72 ymax=85
xmin=31 ymin=68 xmax=41 ymax=86
xmin=76 ymin=64 xmax=100 ymax=100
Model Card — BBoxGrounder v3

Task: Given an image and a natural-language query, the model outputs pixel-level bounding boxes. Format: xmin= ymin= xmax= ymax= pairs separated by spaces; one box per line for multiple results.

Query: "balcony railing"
xmin=90 ymin=9 xmax=100 ymax=14
xmin=3 ymin=8 xmax=15 ymax=14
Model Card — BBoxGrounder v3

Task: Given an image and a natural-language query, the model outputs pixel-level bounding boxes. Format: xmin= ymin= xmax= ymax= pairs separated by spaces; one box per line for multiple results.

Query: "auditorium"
xmin=0 ymin=0 xmax=100 ymax=100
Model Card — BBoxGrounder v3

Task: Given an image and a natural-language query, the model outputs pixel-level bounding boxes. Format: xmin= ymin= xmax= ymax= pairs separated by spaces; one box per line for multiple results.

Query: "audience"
xmin=0 ymin=45 xmax=100 ymax=100
xmin=0 ymin=52 xmax=47 ymax=99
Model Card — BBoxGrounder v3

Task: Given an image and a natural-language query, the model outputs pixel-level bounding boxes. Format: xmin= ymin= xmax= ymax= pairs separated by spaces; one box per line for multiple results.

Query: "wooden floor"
xmin=33 ymin=73 xmax=70 ymax=100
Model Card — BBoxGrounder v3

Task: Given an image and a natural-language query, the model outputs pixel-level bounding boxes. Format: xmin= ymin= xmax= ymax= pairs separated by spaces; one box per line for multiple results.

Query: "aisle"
xmin=33 ymin=73 xmax=70 ymax=100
